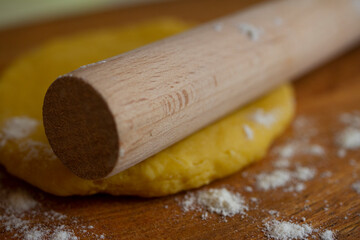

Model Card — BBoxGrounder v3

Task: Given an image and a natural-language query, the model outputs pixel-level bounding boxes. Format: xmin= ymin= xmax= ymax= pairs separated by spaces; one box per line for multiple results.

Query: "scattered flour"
xmin=293 ymin=166 xmax=316 ymax=181
xmin=308 ymin=145 xmax=325 ymax=156
xmin=180 ymin=188 xmax=248 ymax=218
xmin=337 ymin=148 xmax=347 ymax=158
xmin=0 ymin=199 xmax=79 ymax=240
xmin=201 ymin=212 xmax=208 ymax=220
xmin=263 ymin=220 xmax=313 ymax=240
xmin=0 ymin=184 xmax=105 ymax=239
xmin=1 ymin=117 xmax=38 ymax=140
xmin=1 ymin=215 xmax=31 ymax=235
xmin=349 ymin=159 xmax=357 ymax=166
xmin=6 ymin=189 xmax=37 ymax=213
xmin=276 ymin=144 xmax=296 ymax=158
xmin=339 ymin=112 xmax=360 ymax=128
xmin=237 ymin=23 xmax=263 ymax=41
xmin=181 ymin=192 xmax=196 ymax=212
xmin=52 ymin=230 xmax=77 ymax=240
xmin=284 ymin=183 xmax=305 ymax=193
xmin=336 ymin=127 xmax=360 ymax=150
xmin=268 ymin=210 xmax=279 ymax=216
xmin=292 ymin=116 xmax=318 ymax=138
xmin=273 ymin=159 xmax=290 ymax=168
xmin=293 ymin=116 xmax=310 ymax=131
xmin=352 ymin=181 xmax=360 ymax=194
xmin=321 ymin=171 xmax=332 ymax=178
xmin=320 ymin=230 xmax=336 ymax=240
xmin=0 ymin=110 xmax=354 ymax=238
xmin=0 ymin=117 xmax=38 ymax=148
xmin=17 ymin=139 xmax=57 ymax=161
xmin=337 ymin=112 xmax=360 ymax=150
xmin=256 ymin=166 xmax=315 ymax=191
xmin=294 ymin=183 xmax=305 ymax=192
xmin=250 ymin=108 xmax=277 ymax=128
xmin=24 ymin=228 xmax=46 ymax=240
xmin=256 ymin=169 xmax=292 ymax=191
xmin=274 ymin=141 xmax=324 ymax=159
xmin=243 ymin=124 xmax=254 ymax=140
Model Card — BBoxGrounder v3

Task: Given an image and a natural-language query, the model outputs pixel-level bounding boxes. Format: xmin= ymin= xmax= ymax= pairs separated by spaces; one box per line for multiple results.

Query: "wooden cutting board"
xmin=0 ymin=0 xmax=359 ymax=239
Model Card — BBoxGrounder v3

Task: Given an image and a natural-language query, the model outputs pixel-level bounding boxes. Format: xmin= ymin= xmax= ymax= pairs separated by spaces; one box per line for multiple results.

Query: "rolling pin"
xmin=43 ymin=0 xmax=360 ymax=180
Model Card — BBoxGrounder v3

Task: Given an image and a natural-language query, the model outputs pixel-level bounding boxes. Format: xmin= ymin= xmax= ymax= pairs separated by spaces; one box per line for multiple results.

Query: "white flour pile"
xmin=180 ymin=188 xmax=248 ymax=218
xmin=264 ymin=219 xmax=336 ymax=240
xmin=263 ymin=220 xmax=313 ymax=240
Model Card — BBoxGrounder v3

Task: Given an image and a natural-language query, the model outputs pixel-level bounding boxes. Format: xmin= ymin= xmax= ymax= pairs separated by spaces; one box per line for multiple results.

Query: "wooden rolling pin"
xmin=43 ymin=0 xmax=360 ymax=180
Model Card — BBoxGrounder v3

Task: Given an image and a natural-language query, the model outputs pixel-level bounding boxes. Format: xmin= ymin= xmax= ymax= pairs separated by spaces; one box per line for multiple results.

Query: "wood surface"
xmin=0 ymin=0 xmax=360 ymax=239
xmin=43 ymin=0 xmax=360 ymax=180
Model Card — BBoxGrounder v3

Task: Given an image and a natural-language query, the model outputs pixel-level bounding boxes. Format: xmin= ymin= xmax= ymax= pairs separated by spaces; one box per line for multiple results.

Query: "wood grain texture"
xmin=0 ymin=0 xmax=360 ymax=239
xmin=43 ymin=0 xmax=360 ymax=179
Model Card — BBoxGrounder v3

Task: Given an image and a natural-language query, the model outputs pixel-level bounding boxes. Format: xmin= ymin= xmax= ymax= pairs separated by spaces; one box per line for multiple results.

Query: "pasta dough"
xmin=0 ymin=19 xmax=295 ymax=197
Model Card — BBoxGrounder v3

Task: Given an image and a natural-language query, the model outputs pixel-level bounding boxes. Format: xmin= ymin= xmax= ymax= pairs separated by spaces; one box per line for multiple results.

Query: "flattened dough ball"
xmin=0 ymin=19 xmax=295 ymax=197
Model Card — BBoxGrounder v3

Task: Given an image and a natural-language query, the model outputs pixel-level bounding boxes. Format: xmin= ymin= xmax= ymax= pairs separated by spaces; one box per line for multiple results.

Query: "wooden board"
xmin=0 ymin=0 xmax=359 ymax=239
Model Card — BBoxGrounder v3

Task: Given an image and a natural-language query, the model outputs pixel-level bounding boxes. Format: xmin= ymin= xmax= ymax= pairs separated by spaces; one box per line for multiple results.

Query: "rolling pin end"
xmin=43 ymin=75 xmax=119 ymax=180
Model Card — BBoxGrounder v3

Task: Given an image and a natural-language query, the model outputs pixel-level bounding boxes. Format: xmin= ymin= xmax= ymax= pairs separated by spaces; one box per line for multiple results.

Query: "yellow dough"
xmin=0 ymin=19 xmax=295 ymax=197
